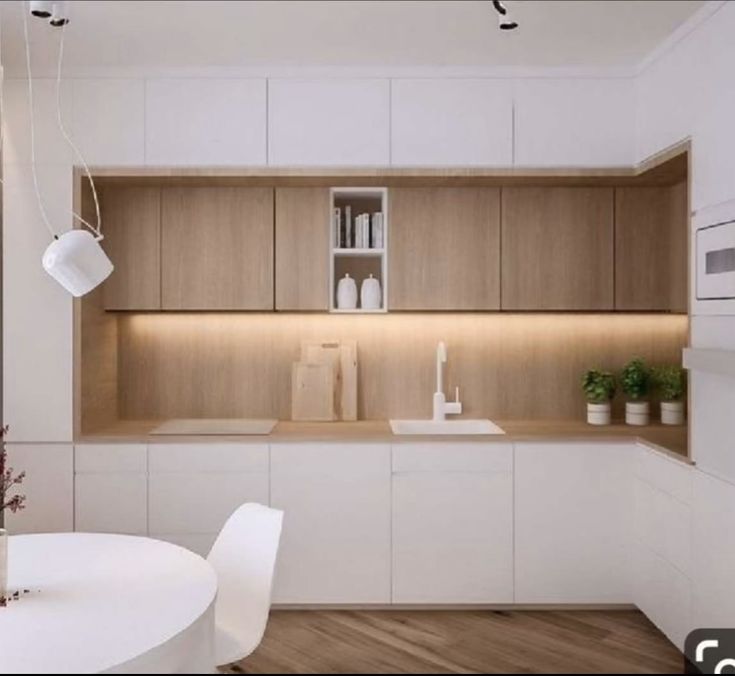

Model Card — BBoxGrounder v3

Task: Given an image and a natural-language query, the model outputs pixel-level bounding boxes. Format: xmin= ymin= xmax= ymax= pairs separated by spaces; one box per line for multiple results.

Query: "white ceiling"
xmin=0 ymin=0 xmax=706 ymax=75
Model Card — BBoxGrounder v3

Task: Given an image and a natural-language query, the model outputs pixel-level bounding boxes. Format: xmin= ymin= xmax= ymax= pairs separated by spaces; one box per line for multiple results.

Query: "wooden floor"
xmin=226 ymin=610 xmax=683 ymax=674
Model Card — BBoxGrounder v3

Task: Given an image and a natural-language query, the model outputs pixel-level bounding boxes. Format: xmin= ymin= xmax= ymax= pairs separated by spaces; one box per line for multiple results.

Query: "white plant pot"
xmin=587 ymin=402 xmax=612 ymax=426
xmin=626 ymin=401 xmax=650 ymax=426
xmin=661 ymin=400 xmax=685 ymax=425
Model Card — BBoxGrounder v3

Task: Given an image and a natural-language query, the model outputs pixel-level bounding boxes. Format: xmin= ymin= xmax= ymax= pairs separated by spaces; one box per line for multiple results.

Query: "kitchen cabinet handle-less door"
xmin=502 ymin=187 xmax=614 ymax=310
xmin=101 ymin=187 xmax=162 ymax=310
xmin=615 ymin=183 xmax=688 ymax=312
xmin=389 ymin=187 xmax=501 ymax=310
xmin=161 ymin=187 xmax=274 ymax=310
xmin=275 ymin=187 xmax=330 ymax=311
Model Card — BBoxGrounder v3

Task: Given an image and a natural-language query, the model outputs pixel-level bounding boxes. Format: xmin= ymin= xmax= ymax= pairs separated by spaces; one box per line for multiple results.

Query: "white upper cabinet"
xmin=71 ymin=79 xmax=145 ymax=165
xmin=514 ymin=78 xmax=635 ymax=167
xmin=515 ymin=442 xmax=634 ymax=604
xmin=145 ymin=79 xmax=267 ymax=165
xmin=391 ymin=79 xmax=513 ymax=166
xmin=268 ymin=79 xmax=390 ymax=166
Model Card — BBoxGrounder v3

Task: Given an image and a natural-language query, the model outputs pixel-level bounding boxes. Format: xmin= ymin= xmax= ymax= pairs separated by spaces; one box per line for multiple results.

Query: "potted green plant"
xmin=653 ymin=365 xmax=686 ymax=425
xmin=620 ymin=358 xmax=651 ymax=425
xmin=582 ymin=369 xmax=616 ymax=425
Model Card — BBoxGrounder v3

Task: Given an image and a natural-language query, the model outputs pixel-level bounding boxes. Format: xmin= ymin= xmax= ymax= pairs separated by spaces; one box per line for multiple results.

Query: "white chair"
xmin=207 ymin=503 xmax=284 ymax=667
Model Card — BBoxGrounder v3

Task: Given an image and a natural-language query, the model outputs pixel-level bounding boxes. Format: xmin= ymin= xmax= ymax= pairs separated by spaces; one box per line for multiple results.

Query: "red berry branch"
xmin=0 ymin=426 xmax=26 ymax=515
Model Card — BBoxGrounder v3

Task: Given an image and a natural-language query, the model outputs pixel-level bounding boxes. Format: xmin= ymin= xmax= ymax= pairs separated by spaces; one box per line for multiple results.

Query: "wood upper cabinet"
xmin=275 ymin=188 xmax=330 ymax=311
xmin=501 ymin=187 xmax=614 ymax=310
xmin=389 ymin=187 xmax=501 ymax=310
xmin=101 ymin=187 xmax=162 ymax=310
xmin=615 ymin=182 xmax=688 ymax=312
xmin=161 ymin=187 xmax=274 ymax=310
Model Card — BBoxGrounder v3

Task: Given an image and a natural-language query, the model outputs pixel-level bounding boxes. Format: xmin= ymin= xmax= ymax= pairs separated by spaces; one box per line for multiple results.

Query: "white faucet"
xmin=433 ymin=341 xmax=463 ymax=421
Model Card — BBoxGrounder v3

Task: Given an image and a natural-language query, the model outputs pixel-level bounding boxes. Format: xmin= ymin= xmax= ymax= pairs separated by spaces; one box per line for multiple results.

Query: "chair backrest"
xmin=207 ymin=503 xmax=284 ymax=665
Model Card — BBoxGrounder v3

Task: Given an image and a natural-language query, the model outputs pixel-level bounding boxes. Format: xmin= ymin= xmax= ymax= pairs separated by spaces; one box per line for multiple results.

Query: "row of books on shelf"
xmin=333 ymin=207 xmax=385 ymax=249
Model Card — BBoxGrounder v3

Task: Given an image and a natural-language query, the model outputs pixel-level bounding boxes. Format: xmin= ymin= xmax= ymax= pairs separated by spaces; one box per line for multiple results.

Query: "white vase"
xmin=336 ymin=274 xmax=357 ymax=310
xmin=0 ymin=528 xmax=7 ymax=605
xmin=661 ymin=400 xmax=685 ymax=425
xmin=626 ymin=401 xmax=650 ymax=426
xmin=360 ymin=274 xmax=382 ymax=310
xmin=587 ymin=402 xmax=612 ymax=426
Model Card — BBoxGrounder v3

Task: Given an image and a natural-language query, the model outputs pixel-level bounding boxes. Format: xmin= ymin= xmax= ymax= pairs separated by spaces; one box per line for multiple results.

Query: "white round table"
xmin=0 ymin=533 xmax=218 ymax=674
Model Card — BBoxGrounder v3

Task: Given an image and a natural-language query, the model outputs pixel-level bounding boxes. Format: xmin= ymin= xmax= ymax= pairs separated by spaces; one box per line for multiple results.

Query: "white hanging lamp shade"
xmin=42 ymin=231 xmax=113 ymax=297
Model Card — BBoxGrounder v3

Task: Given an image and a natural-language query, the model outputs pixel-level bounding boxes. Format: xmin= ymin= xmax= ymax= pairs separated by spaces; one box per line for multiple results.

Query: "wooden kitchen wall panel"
xmin=117 ymin=313 xmax=687 ymax=422
xmin=275 ymin=187 xmax=330 ymax=310
xmin=389 ymin=187 xmax=501 ymax=310
xmin=615 ymin=182 xmax=688 ymax=311
xmin=501 ymin=187 xmax=615 ymax=310
xmin=161 ymin=186 xmax=274 ymax=310
xmin=101 ymin=187 xmax=162 ymax=310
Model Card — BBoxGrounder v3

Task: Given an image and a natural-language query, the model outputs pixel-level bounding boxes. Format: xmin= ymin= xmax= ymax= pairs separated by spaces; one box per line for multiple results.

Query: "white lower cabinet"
xmin=270 ymin=443 xmax=392 ymax=604
xmin=74 ymin=444 xmax=147 ymax=534
xmin=633 ymin=444 xmax=694 ymax=649
xmin=147 ymin=443 xmax=269 ymax=554
xmin=691 ymin=470 xmax=735 ymax=631
xmin=634 ymin=545 xmax=692 ymax=650
xmin=514 ymin=442 xmax=634 ymax=604
xmin=392 ymin=443 xmax=514 ymax=603
xmin=4 ymin=444 xmax=74 ymax=534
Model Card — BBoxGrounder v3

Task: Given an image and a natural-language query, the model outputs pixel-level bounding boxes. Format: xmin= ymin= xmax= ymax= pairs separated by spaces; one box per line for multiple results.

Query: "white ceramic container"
xmin=626 ymin=401 xmax=650 ymax=426
xmin=360 ymin=274 xmax=382 ymax=310
xmin=336 ymin=274 xmax=358 ymax=310
xmin=661 ymin=401 xmax=685 ymax=425
xmin=587 ymin=402 xmax=612 ymax=426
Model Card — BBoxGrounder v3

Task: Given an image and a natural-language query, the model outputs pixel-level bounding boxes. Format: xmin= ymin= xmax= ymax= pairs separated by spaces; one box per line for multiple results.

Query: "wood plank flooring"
xmin=225 ymin=610 xmax=683 ymax=674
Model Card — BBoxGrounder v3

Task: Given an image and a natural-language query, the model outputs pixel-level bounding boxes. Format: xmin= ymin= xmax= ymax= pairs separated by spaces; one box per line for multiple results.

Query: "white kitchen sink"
xmin=389 ymin=419 xmax=505 ymax=435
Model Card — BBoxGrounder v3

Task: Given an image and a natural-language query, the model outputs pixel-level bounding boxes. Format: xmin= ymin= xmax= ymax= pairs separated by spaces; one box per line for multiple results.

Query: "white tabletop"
xmin=0 ymin=533 xmax=218 ymax=674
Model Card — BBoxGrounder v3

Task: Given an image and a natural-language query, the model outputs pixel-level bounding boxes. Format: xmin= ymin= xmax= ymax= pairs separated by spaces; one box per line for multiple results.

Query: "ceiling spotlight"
xmin=492 ymin=0 xmax=519 ymax=31
xmin=29 ymin=1 xmax=53 ymax=18
xmin=49 ymin=1 xmax=70 ymax=26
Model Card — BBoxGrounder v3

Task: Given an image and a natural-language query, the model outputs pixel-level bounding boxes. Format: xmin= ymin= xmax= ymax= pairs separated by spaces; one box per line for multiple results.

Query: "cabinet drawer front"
xmin=634 ymin=545 xmax=692 ymax=651
xmin=75 ymin=444 xmax=147 ymax=473
xmin=634 ymin=478 xmax=691 ymax=575
xmin=392 ymin=472 xmax=513 ymax=604
xmin=392 ymin=443 xmax=513 ymax=473
xmin=636 ymin=445 xmax=693 ymax=504
xmin=270 ymin=443 xmax=391 ymax=604
xmin=75 ymin=473 xmax=148 ymax=535
xmin=148 ymin=443 xmax=268 ymax=473
xmin=148 ymin=472 xmax=269 ymax=534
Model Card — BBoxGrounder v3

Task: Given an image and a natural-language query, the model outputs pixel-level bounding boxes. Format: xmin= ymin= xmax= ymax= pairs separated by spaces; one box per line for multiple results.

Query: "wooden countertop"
xmin=78 ymin=419 xmax=689 ymax=461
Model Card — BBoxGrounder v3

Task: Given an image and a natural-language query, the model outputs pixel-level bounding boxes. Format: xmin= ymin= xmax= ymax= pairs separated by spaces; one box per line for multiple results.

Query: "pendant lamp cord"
xmin=22 ymin=7 xmax=58 ymax=239
xmin=22 ymin=2 xmax=103 ymax=241
xmin=55 ymin=20 xmax=102 ymax=239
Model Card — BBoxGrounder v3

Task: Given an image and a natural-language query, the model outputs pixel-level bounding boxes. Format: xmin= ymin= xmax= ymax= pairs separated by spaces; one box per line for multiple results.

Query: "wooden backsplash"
xmin=116 ymin=313 xmax=688 ymax=421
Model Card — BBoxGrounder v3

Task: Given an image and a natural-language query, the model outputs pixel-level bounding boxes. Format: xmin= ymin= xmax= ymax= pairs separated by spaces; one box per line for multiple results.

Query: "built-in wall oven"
xmin=696 ymin=218 xmax=735 ymax=301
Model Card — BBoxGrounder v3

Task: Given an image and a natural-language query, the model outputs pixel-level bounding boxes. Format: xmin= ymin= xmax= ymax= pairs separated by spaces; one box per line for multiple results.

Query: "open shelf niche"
xmin=329 ymin=187 xmax=388 ymax=313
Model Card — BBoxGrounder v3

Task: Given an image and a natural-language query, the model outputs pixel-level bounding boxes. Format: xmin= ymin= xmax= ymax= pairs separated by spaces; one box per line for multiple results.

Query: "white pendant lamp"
xmin=42 ymin=231 xmax=114 ymax=297
xmin=20 ymin=1 xmax=114 ymax=297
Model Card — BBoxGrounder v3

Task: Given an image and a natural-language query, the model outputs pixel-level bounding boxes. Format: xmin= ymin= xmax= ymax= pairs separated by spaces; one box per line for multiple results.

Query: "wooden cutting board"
xmin=301 ymin=340 xmax=358 ymax=421
xmin=291 ymin=362 xmax=336 ymax=421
